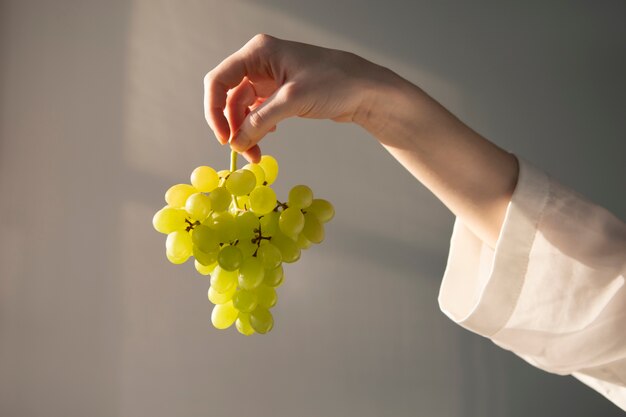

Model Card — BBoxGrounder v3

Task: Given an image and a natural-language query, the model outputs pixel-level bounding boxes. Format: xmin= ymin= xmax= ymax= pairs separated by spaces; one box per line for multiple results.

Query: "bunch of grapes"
xmin=152 ymin=153 xmax=334 ymax=335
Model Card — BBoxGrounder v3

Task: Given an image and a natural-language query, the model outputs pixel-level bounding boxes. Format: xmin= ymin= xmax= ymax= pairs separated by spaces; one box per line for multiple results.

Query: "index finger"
xmin=204 ymin=34 xmax=274 ymax=144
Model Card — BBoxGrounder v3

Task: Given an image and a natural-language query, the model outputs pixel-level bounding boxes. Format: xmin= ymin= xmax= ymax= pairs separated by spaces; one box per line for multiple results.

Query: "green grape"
xmin=166 ymin=230 xmax=193 ymax=260
xmin=193 ymin=244 xmax=218 ymax=266
xmin=271 ymin=232 xmax=301 ymax=263
xmin=256 ymin=242 xmax=282 ymax=270
xmin=225 ymin=169 xmax=256 ymax=196
xmin=279 ymin=207 xmax=305 ymax=237
xmin=232 ymin=289 xmax=258 ymax=313
xmin=302 ymin=213 xmax=324 ymax=244
xmin=237 ymin=195 xmax=250 ymax=210
xmin=259 ymin=211 xmax=279 ymax=235
xmin=237 ymin=239 xmax=257 ymax=259
xmin=209 ymin=186 xmax=231 ymax=212
xmin=211 ymin=301 xmax=238 ymax=329
xmin=208 ymin=212 xmax=237 ymax=243
xmin=243 ymin=163 xmax=265 ymax=186
xmin=165 ymin=184 xmax=197 ymax=208
xmin=236 ymin=211 xmax=260 ymax=238
xmin=295 ymin=233 xmax=312 ymax=249
xmin=250 ymin=307 xmax=274 ymax=334
xmin=166 ymin=250 xmax=188 ymax=265
xmin=255 ymin=285 xmax=277 ymax=309
xmin=185 ymin=192 xmax=212 ymax=221
xmin=288 ymin=185 xmax=313 ymax=209
xmin=249 ymin=186 xmax=276 ymax=215
xmin=208 ymin=285 xmax=236 ymax=304
xmin=195 ymin=259 xmax=216 ymax=276
xmin=210 ymin=266 xmax=238 ymax=293
xmin=236 ymin=313 xmax=255 ymax=336
xmin=217 ymin=245 xmax=243 ymax=271
xmin=153 ymin=207 xmax=188 ymax=234
xmin=190 ymin=166 xmax=219 ymax=192
xmin=217 ymin=169 xmax=230 ymax=181
xmin=191 ymin=224 xmax=219 ymax=254
xmin=238 ymin=257 xmax=264 ymax=290
xmin=258 ymin=155 xmax=278 ymax=185
xmin=307 ymin=198 xmax=334 ymax=223
xmin=263 ymin=264 xmax=284 ymax=287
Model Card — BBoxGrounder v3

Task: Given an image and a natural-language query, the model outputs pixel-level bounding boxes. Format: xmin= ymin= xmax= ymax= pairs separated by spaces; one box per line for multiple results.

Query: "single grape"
xmin=208 ymin=285 xmax=236 ymax=304
xmin=263 ymin=264 xmax=284 ymax=287
xmin=271 ymin=232 xmax=301 ymax=263
xmin=250 ymin=307 xmax=274 ymax=334
xmin=238 ymin=257 xmax=265 ymax=290
xmin=191 ymin=224 xmax=220 ymax=254
xmin=302 ymin=212 xmax=324 ymax=243
xmin=255 ymin=285 xmax=277 ymax=309
xmin=249 ymin=186 xmax=277 ymax=215
xmin=217 ymin=169 xmax=230 ymax=181
xmin=256 ymin=242 xmax=282 ymax=270
xmin=166 ymin=250 xmax=188 ymax=265
xmin=232 ymin=289 xmax=258 ymax=313
xmin=288 ymin=185 xmax=313 ymax=209
xmin=237 ymin=239 xmax=257 ymax=259
xmin=153 ymin=207 xmax=188 ymax=234
xmin=190 ymin=166 xmax=219 ymax=192
xmin=237 ymin=195 xmax=250 ymax=210
xmin=243 ymin=163 xmax=265 ymax=186
xmin=225 ymin=169 xmax=256 ymax=196
xmin=307 ymin=199 xmax=335 ymax=223
xmin=193 ymin=245 xmax=218 ymax=266
xmin=279 ymin=207 xmax=305 ymax=237
xmin=166 ymin=231 xmax=193 ymax=260
xmin=208 ymin=212 xmax=237 ymax=243
xmin=217 ymin=245 xmax=243 ymax=271
xmin=236 ymin=312 xmax=255 ymax=336
xmin=194 ymin=259 xmax=216 ymax=276
xmin=165 ymin=184 xmax=197 ymax=208
xmin=258 ymin=155 xmax=278 ymax=185
xmin=209 ymin=186 xmax=231 ymax=212
xmin=259 ymin=211 xmax=279 ymax=235
xmin=185 ymin=192 xmax=212 ymax=221
xmin=235 ymin=211 xmax=260 ymax=239
xmin=295 ymin=233 xmax=312 ymax=249
xmin=210 ymin=266 xmax=238 ymax=293
xmin=211 ymin=301 xmax=238 ymax=329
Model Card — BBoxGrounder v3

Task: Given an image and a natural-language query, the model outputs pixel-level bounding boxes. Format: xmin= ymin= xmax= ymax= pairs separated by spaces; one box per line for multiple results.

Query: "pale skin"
xmin=204 ymin=34 xmax=519 ymax=248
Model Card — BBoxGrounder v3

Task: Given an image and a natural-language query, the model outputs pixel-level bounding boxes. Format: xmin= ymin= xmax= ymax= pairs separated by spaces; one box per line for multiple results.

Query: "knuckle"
xmin=281 ymin=82 xmax=301 ymax=100
xmin=250 ymin=33 xmax=275 ymax=50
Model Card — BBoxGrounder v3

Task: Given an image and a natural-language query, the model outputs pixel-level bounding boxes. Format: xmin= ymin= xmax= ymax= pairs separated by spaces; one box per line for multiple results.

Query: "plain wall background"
xmin=1 ymin=1 xmax=624 ymax=416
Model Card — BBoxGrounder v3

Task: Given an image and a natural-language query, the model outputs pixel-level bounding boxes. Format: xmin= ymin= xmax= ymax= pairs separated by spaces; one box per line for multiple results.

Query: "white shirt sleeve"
xmin=438 ymin=157 xmax=626 ymax=411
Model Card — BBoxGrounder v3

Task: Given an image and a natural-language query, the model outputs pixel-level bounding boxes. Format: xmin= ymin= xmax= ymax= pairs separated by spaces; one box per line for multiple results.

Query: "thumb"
xmin=229 ymin=84 xmax=297 ymax=152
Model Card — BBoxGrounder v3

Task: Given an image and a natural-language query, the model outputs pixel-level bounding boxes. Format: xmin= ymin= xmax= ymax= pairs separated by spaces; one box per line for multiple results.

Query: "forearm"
xmin=356 ymin=71 xmax=519 ymax=248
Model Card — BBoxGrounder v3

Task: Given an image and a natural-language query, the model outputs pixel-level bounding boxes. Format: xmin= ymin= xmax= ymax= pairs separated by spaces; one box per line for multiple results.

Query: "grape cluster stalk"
xmin=152 ymin=152 xmax=334 ymax=335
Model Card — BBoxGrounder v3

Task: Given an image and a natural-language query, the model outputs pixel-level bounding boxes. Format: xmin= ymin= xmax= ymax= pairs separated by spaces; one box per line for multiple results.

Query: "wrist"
xmin=353 ymin=67 xmax=430 ymax=141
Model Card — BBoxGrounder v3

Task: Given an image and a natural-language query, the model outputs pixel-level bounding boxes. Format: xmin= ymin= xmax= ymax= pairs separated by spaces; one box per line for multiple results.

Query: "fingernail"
xmin=230 ymin=132 xmax=250 ymax=152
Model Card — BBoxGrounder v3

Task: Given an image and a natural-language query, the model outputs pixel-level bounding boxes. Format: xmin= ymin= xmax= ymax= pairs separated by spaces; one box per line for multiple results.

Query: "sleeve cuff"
xmin=438 ymin=157 xmax=550 ymax=337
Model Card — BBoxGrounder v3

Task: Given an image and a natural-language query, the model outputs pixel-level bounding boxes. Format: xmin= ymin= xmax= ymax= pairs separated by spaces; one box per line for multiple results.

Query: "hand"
xmin=203 ymin=34 xmax=390 ymax=162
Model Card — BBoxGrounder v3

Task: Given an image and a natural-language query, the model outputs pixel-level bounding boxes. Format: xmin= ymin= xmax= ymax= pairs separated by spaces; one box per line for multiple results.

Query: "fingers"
xmin=204 ymin=34 xmax=277 ymax=144
xmin=229 ymin=84 xmax=297 ymax=153
xmin=225 ymin=78 xmax=257 ymax=138
xmin=242 ymin=145 xmax=261 ymax=163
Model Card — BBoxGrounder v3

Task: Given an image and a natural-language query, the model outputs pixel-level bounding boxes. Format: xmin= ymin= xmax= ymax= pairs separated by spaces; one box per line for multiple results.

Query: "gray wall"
xmin=0 ymin=1 xmax=624 ymax=416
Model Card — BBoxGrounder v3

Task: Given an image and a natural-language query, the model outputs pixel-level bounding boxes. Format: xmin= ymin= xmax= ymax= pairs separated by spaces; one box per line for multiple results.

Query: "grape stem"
xmin=230 ymin=150 xmax=241 ymax=210
xmin=230 ymin=150 xmax=238 ymax=172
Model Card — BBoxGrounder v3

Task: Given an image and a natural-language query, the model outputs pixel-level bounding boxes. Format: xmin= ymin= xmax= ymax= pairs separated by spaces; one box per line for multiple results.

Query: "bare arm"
xmin=204 ymin=35 xmax=519 ymax=247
